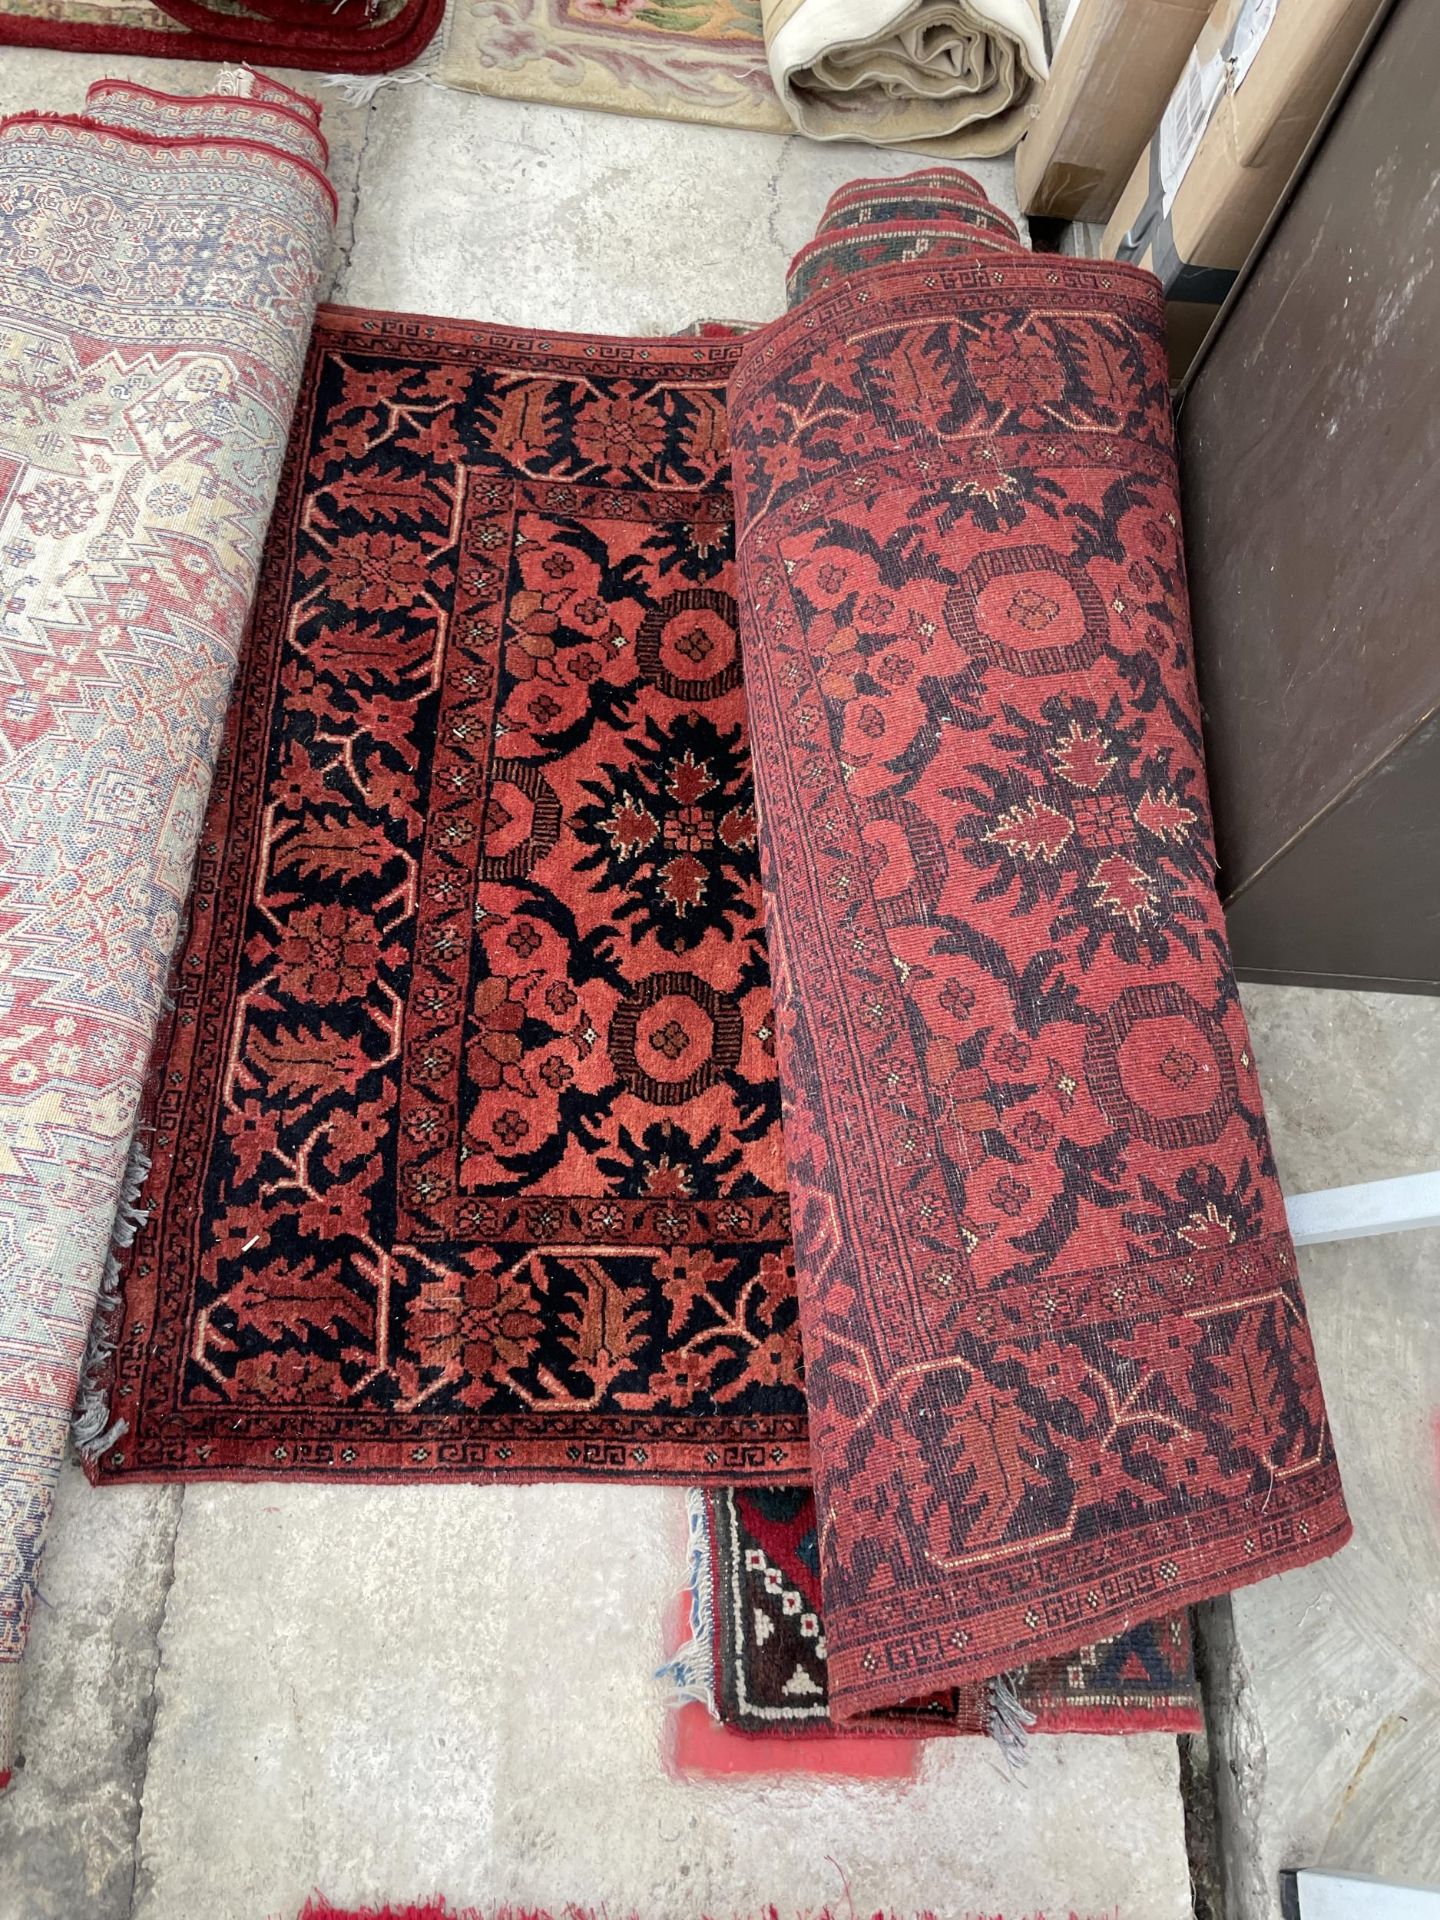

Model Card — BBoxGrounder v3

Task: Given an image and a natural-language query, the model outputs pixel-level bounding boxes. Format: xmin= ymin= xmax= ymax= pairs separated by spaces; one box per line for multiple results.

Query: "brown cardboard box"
xmin=1101 ymin=0 xmax=1388 ymax=375
xmin=1015 ymin=0 xmax=1211 ymax=222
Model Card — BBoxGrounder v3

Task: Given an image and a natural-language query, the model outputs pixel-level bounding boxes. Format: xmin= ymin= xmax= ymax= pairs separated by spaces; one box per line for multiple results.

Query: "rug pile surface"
xmin=93 ymin=308 xmax=809 ymax=1485
xmin=0 ymin=70 xmax=334 ymax=1782
xmin=86 ymin=168 xmax=1350 ymax=1739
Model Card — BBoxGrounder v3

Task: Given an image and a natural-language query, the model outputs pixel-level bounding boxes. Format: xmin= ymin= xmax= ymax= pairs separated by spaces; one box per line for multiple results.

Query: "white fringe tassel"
xmin=322 ymin=0 xmax=456 ymax=106
xmin=986 ymin=1667 xmax=1036 ymax=1770
xmin=213 ymin=64 xmax=259 ymax=98
xmin=71 ymin=1133 xmax=152 ymax=1459
xmin=654 ymin=1488 xmax=717 ymax=1713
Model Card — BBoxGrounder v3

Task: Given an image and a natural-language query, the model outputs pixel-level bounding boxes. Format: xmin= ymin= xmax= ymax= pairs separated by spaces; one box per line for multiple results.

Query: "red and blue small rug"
xmin=682 ymin=1486 xmax=1203 ymax=1738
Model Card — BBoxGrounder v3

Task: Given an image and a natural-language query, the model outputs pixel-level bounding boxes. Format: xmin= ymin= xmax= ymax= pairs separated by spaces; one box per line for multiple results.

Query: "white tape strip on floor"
xmin=1283 ymin=1169 xmax=1440 ymax=1246
xmin=1283 ymin=1867 xmax=1440 ymax=1918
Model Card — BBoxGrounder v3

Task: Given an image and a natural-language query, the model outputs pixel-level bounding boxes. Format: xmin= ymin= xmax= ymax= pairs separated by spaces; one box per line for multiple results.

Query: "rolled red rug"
xmin=0 ymin=0 xmax=444 ymax=74
xmin=723 ymin=172 xmax=1349 ymax=1721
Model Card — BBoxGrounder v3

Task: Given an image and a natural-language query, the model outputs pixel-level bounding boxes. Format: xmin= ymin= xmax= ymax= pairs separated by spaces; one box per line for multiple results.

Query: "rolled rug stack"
xmin=763 ymin=0 xmax=1048 ymax=154
xmin=0 ymin=68 xmax=334 ymax=1785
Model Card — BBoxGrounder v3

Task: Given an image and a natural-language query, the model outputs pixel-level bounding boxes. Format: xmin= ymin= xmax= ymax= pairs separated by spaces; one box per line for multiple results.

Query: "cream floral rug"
xmin=442 ymin=0 xmax=790 ymax=135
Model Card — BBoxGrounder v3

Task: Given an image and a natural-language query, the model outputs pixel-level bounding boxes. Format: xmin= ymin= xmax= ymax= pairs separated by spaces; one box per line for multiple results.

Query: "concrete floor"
xmin=1206 ymin=990 xmax=1440 ymax=1920
xmin=0 ymin=41 xmax=1437 ymax=1920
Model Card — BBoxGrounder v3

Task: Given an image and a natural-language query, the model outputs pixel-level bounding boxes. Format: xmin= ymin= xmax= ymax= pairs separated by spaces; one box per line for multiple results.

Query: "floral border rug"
xmin=439 ymin=0 xmax=791 ymax=136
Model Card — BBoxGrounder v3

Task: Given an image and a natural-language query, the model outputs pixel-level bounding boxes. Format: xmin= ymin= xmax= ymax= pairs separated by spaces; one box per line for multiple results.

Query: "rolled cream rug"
xmin=763 ymin=0 xmax=1047 ymax=155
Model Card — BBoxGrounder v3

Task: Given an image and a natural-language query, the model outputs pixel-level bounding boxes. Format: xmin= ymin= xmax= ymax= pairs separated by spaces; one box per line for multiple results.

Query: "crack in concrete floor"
xmin=122 ymin=1491 xmax=182 ymax=1920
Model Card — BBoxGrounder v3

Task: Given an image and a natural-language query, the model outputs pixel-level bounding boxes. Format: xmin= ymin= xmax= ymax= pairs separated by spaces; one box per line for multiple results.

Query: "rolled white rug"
xmin=763 ymin=0 xmax=1048 ymax=155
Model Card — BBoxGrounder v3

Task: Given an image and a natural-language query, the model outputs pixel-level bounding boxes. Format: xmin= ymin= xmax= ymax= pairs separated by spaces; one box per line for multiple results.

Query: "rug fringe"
xmin=71 ymin=1133 xmax=152 ymax=1458
xmin=213 ymin=65 xmax=259 ymax=98
xmin=654 ymin=1488 xmax=717 ymax=1713
xmin=323 ymin=0 xmax=454 ymax=104
xmin=986 ymin=1666 xmax=1036 ymax=1770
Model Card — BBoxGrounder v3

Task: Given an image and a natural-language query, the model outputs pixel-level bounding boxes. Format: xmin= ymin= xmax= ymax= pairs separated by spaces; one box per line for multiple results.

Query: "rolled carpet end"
xmin=763 ymin=0 xmax=1048 ymax=155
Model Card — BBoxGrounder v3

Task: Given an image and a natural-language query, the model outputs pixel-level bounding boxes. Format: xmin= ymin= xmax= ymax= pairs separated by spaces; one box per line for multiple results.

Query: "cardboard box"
xmin=1015 ymin=0 xmax=1212 ymax=222
xmin=1101 ymin=0 xmax=1388 ymax=376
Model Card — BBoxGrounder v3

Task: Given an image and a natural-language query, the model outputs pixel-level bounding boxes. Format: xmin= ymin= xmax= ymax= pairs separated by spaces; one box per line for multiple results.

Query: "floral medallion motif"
xmin=100 ymin=315 xmax=806 ymax=1485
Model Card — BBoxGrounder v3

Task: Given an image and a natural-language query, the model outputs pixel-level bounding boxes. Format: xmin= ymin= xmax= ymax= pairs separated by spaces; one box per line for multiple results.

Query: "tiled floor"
xmin=1 ymin=40 xmax=1437 ymax=1920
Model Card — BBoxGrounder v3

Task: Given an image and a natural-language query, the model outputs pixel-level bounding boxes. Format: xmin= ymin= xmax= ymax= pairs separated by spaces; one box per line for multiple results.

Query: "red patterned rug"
xmin=93 ymin=309 xmax=806 ymax=1485
xmin=92 ymin=172 xmax=1349 ymax=1726
xmin=0 ymin=0 xmax=443 ymax=71
xmin=690 ymin=1487 xmax=1202 ymax=1737
xmin=724 ymin=178 xmax=1348 ymax=1718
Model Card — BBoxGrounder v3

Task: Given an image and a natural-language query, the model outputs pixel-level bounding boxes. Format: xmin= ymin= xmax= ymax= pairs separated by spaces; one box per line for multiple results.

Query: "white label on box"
xmin=1231 ymin=0 xmax=1281 ymax=87
xmin=1159 ymin=45 xmax=1227 ymax=214
xmin=1157 ymin=0 xmax=1284 ymax=214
